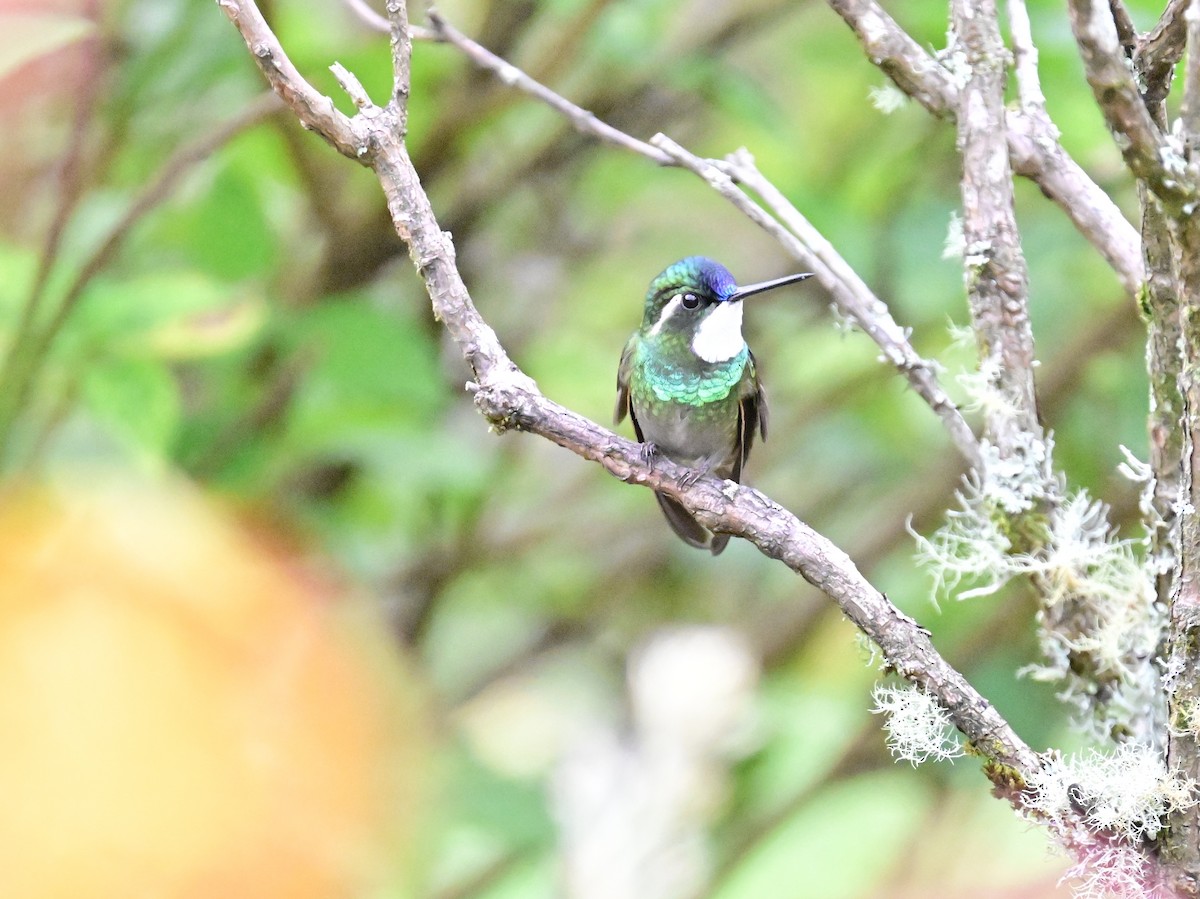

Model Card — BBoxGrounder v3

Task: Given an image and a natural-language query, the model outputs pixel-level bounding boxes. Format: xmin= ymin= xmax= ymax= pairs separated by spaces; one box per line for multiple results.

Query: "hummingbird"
xmin=615 ymin=256 xmax=813 ymax=554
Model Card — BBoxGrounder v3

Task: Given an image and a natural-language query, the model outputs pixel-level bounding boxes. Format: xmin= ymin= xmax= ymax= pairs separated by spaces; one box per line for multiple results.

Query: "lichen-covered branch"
xmin=1068 ymin=0 xmax=1197 ymax=216
xmin=1164 ymin=209 xmax=1200 ymax=894
xmin=1136 ymin=0 xmax=1189 ymax=111
xmin=1162 ymin=5 xmax=1200 ymax=871
xmin=951 ymin=0 xmax=1040 ymax=453
xmin=829 ymin=0 xmax=1142 ymax=297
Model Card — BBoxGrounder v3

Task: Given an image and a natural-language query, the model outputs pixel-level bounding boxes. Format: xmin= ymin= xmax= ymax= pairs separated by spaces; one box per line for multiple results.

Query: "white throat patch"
xmin=691 ymin=301 xmax=745 ymax=362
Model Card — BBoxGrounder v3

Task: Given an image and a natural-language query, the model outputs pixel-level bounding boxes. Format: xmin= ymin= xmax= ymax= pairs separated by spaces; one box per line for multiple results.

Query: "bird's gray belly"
xmin=637 ymin=403 xmax=732 ymax=471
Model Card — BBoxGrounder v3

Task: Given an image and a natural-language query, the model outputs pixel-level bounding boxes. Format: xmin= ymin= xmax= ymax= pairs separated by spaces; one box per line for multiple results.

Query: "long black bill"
xmin=728 ymin=271 xmax=813 ymax=302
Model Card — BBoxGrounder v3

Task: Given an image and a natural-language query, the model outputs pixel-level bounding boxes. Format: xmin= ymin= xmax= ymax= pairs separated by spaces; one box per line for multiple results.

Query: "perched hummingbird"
xmin=615 ymin=256 xmax=813 ymax=554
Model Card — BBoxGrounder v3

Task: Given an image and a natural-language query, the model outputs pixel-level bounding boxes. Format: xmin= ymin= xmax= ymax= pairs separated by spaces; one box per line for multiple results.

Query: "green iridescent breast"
xmin=635 ymin=338 xmax=749 ymax=408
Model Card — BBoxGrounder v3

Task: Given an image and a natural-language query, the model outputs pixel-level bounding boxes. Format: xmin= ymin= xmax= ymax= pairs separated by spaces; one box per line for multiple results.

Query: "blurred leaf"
xmin=70 ymin=271 xmax=257 ymax=357
xmin=155 ymin=163 xmax=279 ymax=280
xmin=0 ymin=245 xmax=36 ymax=324
xmin=712 ymin=773 xmax=930 ymax=899
xmin=141 ymin=293 xmax=268 ymax=359
xmin=81 ymin=356 xmax=180 ymax=458
xmin=285 ymin=298 xmax=447 ymax=449
xmin=0 ymin=13 xmax=94 ymax=82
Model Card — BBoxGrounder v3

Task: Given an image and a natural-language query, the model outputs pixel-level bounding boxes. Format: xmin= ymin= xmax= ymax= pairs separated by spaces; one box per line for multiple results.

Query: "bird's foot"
xmin=639 ymin=441 xmax=659 ymax=465
xmin=678 ymin=465 xmax=710 ymax=489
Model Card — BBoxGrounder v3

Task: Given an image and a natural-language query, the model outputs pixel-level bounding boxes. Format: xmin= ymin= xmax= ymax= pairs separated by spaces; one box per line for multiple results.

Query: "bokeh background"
xmin=0 ymin=0 xmax=1165 ymax=896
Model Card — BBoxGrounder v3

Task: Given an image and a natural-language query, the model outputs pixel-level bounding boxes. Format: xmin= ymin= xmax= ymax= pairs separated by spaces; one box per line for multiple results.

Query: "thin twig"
xmin=1007 ymin=0 xmax=1048 ymax=112
xmin=1005 ymin=109 xmax=1142 ymax=295
xmin=341 ymin=0 xmax=387 ymax=32
xmin=825 ymin=0 xmax=957 ymax=115
xmin=1108 ymin=0 xmax=1138 ymax=53
xmin=9 ymin=0 xmax=104 ymax=400
xmin=341 ymin=0 xmax=435 ymax=40
xmin=217 ymin=0 xmax=360 ymax=156
xmin=387 ymin=0 xmax=412 ymax=121
xmin=722 ymin=149 xmax=982 ymax=468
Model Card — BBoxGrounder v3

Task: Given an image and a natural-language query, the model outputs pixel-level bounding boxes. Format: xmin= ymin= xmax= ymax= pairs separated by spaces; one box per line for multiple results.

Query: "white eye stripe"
xmin=647 ymin=295 xmax=683 ymax=336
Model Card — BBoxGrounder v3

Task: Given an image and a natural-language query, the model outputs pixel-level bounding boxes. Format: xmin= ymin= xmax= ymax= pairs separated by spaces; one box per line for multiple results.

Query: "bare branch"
xmin=1006 ymin=109 xmax=1143 ymax=295
xmin=342 ymin=0 xmax=387 ymax=32
xmin=825 ymin=0 xmax=957 ymax=115
xmin=1006 ymin=0 xmax=1142 ymax=294
xmin=1007 ymin=0 xmax=1048 ymax=111
xmin=423 ymin=10 xmax=980 ymax=467
xmin=1108 ymin=0 xmax=1139 ymax=53
xmin=1183 ymin=0 xmax=1200 ymax=147
xmin=342 ymin=0 xmax=435 ymax=40
xmin=217 ymin=0 xmax=361 ymax=157
xmin=724 ymin=150 xmax=983 ymax=469
xmin=329 ymin=61 xmax=372 ymax=110
xmin=385 ymin=0 xmax=411 ymax=124
xmin=469 ymin=378 xmax=1037 ymax=781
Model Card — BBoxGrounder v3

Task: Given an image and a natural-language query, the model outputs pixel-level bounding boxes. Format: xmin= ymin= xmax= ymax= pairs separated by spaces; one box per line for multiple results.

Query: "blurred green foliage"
xmin=0 ymin=0 xmax=1170 ymax=895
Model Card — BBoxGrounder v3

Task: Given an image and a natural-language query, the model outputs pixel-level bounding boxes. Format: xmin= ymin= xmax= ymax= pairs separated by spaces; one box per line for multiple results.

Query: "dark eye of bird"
xmin=680 ymin=292 xmax=700 ymax=309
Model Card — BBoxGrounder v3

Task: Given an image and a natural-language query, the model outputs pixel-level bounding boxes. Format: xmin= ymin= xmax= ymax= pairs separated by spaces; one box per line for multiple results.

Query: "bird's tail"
xmin=655 ymin=492 xmax=729 ymax=555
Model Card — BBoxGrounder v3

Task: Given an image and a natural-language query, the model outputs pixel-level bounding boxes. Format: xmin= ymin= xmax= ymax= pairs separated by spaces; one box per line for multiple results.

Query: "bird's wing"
xmin=614 ymin=334 xmax=640 ymax=436
xmin=733 ymin=351 xmax=767 ymax=483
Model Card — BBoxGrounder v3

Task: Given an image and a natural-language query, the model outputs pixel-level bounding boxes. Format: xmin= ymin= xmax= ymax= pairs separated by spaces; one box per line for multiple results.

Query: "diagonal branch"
xmin=720 ymin=150 xmax=982 ymax=468
xmin=213 ymin=0 xmax=1040 ymax=782
xmin=423 ymin=10 xmax=674 ymax=164
xmin=825 ymin=0 xmax=957 ymax=115
xmin=217 ymin=0 xmax=359 ymax=157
